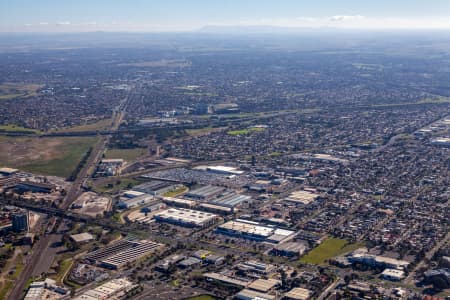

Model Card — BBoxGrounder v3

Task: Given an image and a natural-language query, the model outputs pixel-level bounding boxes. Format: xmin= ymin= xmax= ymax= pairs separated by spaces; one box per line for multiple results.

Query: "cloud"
xmin=39 ymin=22 xmax=49 ymax=25
xmin=329 ymin=15 xmax=364 ymax=22
xmin=56 ymin=21 xmax=71 ymax=26
xmin=209 ymin=15 xmax=450 ymax=30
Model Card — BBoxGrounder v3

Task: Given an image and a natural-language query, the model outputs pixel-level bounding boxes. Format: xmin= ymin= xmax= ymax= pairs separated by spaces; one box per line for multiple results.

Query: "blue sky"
xmin=1 ymin=0 xmax=449 ymax=32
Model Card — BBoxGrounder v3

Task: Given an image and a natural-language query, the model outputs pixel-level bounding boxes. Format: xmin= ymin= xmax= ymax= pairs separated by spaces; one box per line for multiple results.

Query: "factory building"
xmin=154 ymin=208 xmax=218 ymax=228
xmin=216 ymin=219 xmax=295 ymax=243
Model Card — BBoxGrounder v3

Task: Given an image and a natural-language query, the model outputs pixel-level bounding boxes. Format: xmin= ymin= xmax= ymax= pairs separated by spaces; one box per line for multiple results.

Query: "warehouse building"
xmin=283 ymin=190 xmax=318 ymax=205
xmin=270 ymin=241 xmax=308 ymax=258
xmin=199 ymin=203 xmax=233 ymax=215
xmin=185 ymin=185 xmax=225 ymax=200
xmin=85 ymin=239 xmax=163 ymax=269
xmin=283 ymin=287 xmax=313 ymax=300
xmin=132 ymin=180 xmax=182 ymax=195
xmin=117 ymin=194 xmax=155 ymax=209
xmin=216 ymin=219 xmax=295 ymax=243
xmin=73 ymin=278 xmax=136 ymax=300
xmin=235 ymin=289 xmax=276 ymax=300
xmin=154 ymin=208 xmax=218 ymax=228
xmin=162 ymin=197 xmax=196 ymax=208
xmin=209 ymin=192 xmax=251 ymax=208
xmin=348 ymin=249 xmax=410 ymax=270
xmin=70 ymin=232 xmax=95 ymax=245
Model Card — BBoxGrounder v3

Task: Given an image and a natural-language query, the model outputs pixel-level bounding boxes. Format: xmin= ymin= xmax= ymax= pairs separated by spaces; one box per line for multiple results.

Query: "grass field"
xmin=300 ymin=238 xmax=364 ymax=265
xmin=163 ymin=186 xmax=188 ymax=197
xmin=104 ymin=148 xmax=147 ymax=162
xmin=93 ymin=178 xmax=142 ymax=194
xmin=55 ymin=118 xmax=113 ymax=132
xmin=0 ymin=136 xmax=98 ymax=177
xmin=227 ymin=127 xmax=266 ymax=136
xmin=0 ymin=83 xmax=41 ymax=100
xmin=0 ymin=124 xmax=40 ymax=134
xmin=50 ymin=259 xmax=73 ymax=286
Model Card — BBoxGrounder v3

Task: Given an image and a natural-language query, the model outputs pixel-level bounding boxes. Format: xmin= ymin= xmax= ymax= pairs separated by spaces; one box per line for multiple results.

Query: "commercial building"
xmin=12 ymin=211 xmax=29 ymax=232
xmin=204 ymin=165 xmax=244 ymax=175
xmin=73 ymin=278 xmax=136 ymax=300
xmin=216 ymin=219 xmax=295 ymax=243
xmin=154 ymin=208 xmax=218 ymax=228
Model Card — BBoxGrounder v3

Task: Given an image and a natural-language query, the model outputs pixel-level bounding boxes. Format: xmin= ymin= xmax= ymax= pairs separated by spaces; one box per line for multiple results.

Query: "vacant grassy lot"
xmin=163 ymin=186 xmax=188 ymax=197
xmin=300 ymin=237 xmax=363 ymax=265
xmin=104 ymin=148 xmax=147 ymax=161
xmin=227 ymin=127 xmax=265 ymax=136
xmin=55 ymin=118 xmax=113 ymax=132
xmin=92 ymin=178 xmax=143 ymax=194
xmin=0 ymin=136 xmax=98 ymax=177
xmin=0 ymin=124 xmax=39 ymax=134
xmin=0 ymin=83 xmax=41 ymax=100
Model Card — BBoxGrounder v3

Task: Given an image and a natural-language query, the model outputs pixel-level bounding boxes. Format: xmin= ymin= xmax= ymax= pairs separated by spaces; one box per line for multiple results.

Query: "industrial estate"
xmin=0 ymin=18 xmax=449 ymax=300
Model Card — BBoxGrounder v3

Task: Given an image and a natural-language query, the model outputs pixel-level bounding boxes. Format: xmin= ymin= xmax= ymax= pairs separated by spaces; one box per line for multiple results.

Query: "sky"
xmin=1 ymin=0 xmax=450 ymax=32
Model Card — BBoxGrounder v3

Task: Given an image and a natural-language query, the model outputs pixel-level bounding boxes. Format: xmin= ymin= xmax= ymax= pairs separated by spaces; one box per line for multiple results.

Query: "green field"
xmin=104 ymin=148 xmax=147 ymax=162
xmin=227 ymin=127 xmax=266 ymax=136
xmin=93 ymin=178 xmax=143 ymax=194
xmin=300 ymin=238 xmax=363 ymax=265
xmin=0 ymin=136 xmax=98 ymax=177
xmin=55 ymin=118 xmax=113 ymax=132
xmin=0 ymin=83 xmax=41 ymax=100
xmin=0 ymin=124 xmax=39 ymax=134
xmin=50 ymin=259 xmax=73 ymax=285
xmin=163 ymin=186 xmax=188 ymax=197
